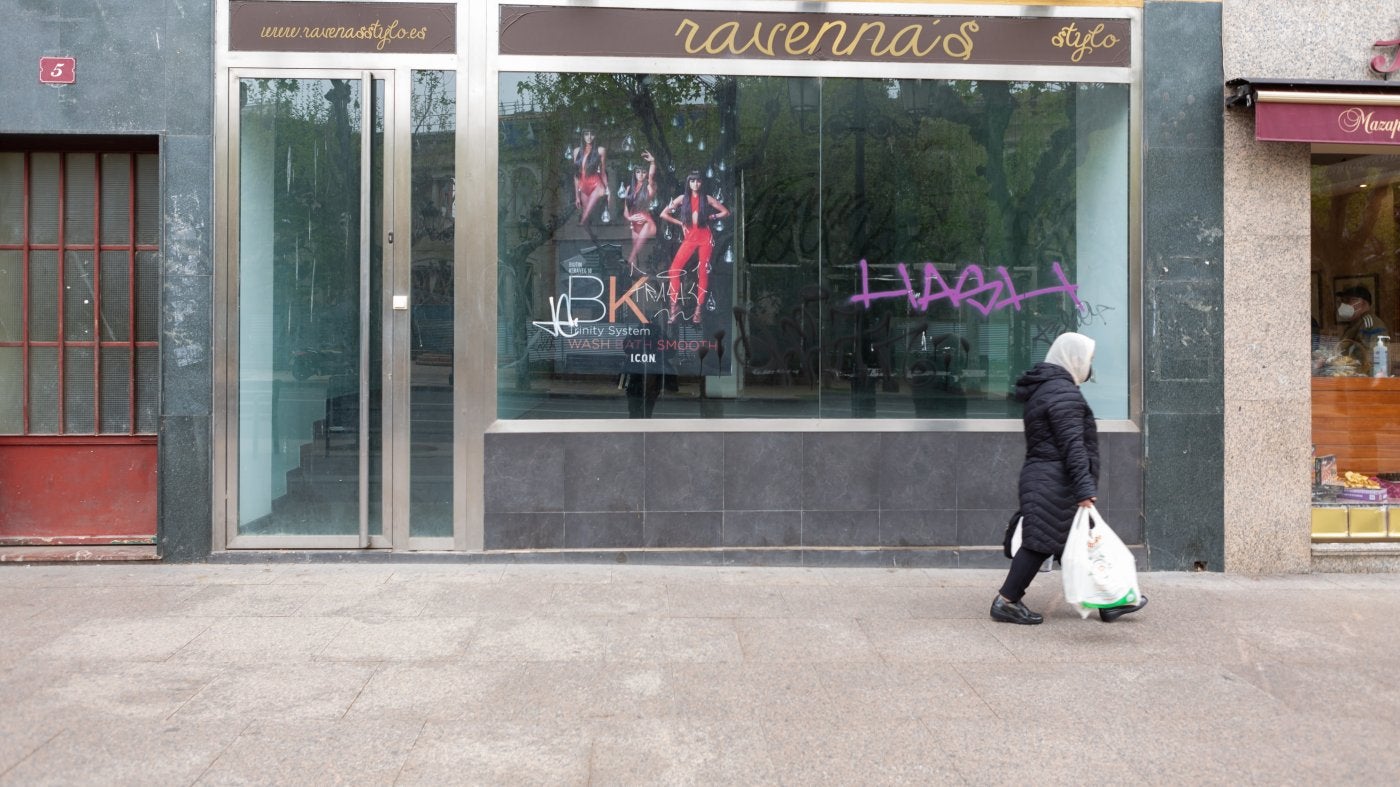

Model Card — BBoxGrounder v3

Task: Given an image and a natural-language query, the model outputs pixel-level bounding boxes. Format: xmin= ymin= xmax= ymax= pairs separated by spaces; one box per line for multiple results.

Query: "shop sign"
xmin=229 ymin=1 xmax=455 ymax=54
xmin=1372 ymin=35 xmax=1400 ymax=76
xmin=499 ymin=6 xmax=1130 ymax=68
xmin=1256 ymin=101 xmax=1400 ymax=145
xmin=38 ymin=57 xmax=75 ymax=84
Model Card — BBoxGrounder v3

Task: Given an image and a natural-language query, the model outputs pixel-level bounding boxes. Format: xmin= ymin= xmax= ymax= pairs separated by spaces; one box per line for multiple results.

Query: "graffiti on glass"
xmin=848 ymin=259 xmax=1083 ymax=315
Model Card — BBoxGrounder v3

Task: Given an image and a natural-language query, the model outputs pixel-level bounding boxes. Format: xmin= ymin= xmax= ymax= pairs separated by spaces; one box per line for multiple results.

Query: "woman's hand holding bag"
xmin=1061 ymin=505 xmax=1141 ymax=619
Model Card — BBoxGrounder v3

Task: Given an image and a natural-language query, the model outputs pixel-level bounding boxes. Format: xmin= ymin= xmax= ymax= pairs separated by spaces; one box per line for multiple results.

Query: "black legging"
xmin=999 ymin=545 xmax=1053 ymax=603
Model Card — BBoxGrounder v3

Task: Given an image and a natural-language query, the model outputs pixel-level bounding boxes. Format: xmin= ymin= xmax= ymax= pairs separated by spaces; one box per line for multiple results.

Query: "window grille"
xmin=0 ymin=149 xmax=159 ymax=435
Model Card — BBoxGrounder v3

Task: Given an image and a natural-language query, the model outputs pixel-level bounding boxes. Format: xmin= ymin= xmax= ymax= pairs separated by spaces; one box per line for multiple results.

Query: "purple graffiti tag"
xmin=849 ymin=259 xmax=1083 ymax=315
xmin=851 ymin=258 xmax=920 ymax=310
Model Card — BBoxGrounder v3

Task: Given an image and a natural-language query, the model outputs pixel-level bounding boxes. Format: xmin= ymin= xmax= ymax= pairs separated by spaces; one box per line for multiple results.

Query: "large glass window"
xmin=1310 ymin=152 xmax=1400 ymax=541
xmin=498 ymin=73 xmax=1129 ymax=419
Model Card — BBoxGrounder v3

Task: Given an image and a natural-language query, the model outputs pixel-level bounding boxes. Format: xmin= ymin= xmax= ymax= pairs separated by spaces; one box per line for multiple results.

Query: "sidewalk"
xmin=2 ymin=563 xmax=1398 ymax=785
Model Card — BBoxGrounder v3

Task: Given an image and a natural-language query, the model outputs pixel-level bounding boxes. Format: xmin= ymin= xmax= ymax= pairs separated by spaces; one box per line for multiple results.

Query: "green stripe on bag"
xmin=1081 ymin=589 xmax=1138 ymax=609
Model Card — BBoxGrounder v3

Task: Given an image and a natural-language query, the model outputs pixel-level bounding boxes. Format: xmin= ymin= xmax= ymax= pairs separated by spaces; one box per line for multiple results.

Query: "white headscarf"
xmin=1044 ymin=332 xmax=1095 ymax=386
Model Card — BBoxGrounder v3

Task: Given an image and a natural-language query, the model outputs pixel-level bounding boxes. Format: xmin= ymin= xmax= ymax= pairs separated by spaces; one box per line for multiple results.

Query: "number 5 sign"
xmin=39 ymin=57 xmax=76 ymax=85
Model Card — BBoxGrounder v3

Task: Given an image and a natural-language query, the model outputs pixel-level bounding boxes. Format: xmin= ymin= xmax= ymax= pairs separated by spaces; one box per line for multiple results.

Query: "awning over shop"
xmin=1227 ymin=78 xmax=1400 ymax=145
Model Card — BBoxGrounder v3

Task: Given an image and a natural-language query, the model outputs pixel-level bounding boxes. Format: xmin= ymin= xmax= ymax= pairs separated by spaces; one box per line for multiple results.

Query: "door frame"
xmin=212 ymin=1 xmax=496 ymax=555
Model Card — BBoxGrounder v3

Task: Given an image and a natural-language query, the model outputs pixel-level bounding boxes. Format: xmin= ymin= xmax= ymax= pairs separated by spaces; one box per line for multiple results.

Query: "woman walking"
xmin=991 ymin=332 xmax=1147 ymax=625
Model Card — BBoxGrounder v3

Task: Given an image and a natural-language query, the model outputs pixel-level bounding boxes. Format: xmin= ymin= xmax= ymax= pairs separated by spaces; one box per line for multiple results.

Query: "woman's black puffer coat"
xmin=1014 ymin=362 xmax=1099 ymax=556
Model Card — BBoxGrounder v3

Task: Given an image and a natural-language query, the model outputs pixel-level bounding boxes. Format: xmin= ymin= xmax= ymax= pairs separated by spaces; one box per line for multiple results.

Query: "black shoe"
xmin=1098 ymin=595 xmax=1148 ymax=623
xmin=990 ymin=596 xmax=1043 ymax=625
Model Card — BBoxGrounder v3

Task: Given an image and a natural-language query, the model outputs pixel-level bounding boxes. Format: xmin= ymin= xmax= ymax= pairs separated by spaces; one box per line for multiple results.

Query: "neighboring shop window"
xmin=1310 ymin=152 xmax=1400 ymax=540
xmin=0 ymin=149 xmax=160 ymax=435
xmin=497 ymin=74 xmax=1130 ymax=420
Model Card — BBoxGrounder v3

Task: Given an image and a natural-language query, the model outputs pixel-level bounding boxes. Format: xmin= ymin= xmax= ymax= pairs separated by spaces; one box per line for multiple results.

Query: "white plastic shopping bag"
xmin=1061 ymin=505 xmax=1141 ymax=619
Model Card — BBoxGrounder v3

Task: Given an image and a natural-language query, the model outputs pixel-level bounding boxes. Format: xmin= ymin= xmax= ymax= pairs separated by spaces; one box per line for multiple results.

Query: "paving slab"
xmin=735 ymin=618 xmax=880 ymax=663
xmin=343 ymin=661 xmax=532 ymax=722
xmin=0 ymin=719 xmax=243 ymax=787
xmin=606 ymin=617 xmax=744 ymax=664
xmin=173 ymin=617 xmax=349 ymax=664
xmin=318 ymin=617 xmax=478 ymax=662
xmin=395 ymin=719 xmax=591 ymax=786
xmin=664 ymin=583 xmax=792 ymax=618
xmin=762 ymin=715 xmax=964 ymax=785
xmin=194 ymin=718 xmax=423 ymax=786
xmin=170 ymin=662 xmax=378 ymax=722
xmin=590 ymin=717 xmax=780 ymax=785
xmin=12 ymin=662 xmax=222 ymax=723
xmin=1 ymin=563 xmax=1398 ymax=784
xmin=33 ymin=616 xmax=215 ymax=663
xmin=417 ymin=581 xmax=559 ymax=618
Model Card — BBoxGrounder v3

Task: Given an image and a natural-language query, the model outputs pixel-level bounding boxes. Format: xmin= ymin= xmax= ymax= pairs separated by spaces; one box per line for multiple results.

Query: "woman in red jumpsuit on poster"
xmin=660 ymin=171 xmax=729 ymax=324
xmin=573 ymin=128 xmax=610 ymax=227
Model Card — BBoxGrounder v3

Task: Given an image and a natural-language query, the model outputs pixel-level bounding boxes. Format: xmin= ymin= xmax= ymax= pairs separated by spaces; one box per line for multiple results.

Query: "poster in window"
xmin=506 ymin=76 xmax=735 ymax=378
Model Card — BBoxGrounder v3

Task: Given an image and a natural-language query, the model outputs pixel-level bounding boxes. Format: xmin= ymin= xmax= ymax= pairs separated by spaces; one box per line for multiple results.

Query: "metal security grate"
xmin=0 ymin=149 xmax=159 ymax=435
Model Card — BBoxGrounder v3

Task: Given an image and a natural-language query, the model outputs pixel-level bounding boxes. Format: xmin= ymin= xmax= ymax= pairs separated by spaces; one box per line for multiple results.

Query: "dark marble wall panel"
xmin=879 ymin=509 xmax=957 ymax=547
xmin=158 ymin=414 xmax=211 ymax=562
xmin=565 ymin=512 xmax=642 ymax=550
xmin=161 ymin=274 xmax=211 ymax=418
xmin=484 ymin=434 xmax=565 ymax=513
xmin=1143 ymin=412 xmax=1225 ymax=570
xmin=878 ymin=432 xmax=957 ymax=510
xmin=1101 ymin=510 xmax=1146 ymax=545
xmin=724 ymin=433 xmax=802 ymax=510
xmin=1097 ymin=433 xmax=1145 ymax=512
xmin=957 ymin=509 xmax=1011 ymax=548
xmin=802 ymin=510 xmax=880 ymax=547
xmin=485 ymin=513 xmax=564 ymax=550
xmin=802 ymin=433 xmax=881 ymax=511
xmin=163 ymin=8 xmax=215 ymax=137
xmin=644 ymin=432 xmax=724 ymax=512
xmin=1147 ymin=279 xmax=1223 ymax=388
xmin=164 ymin=135 xmax=214 ymax=278
xmin=953 ymin=432 xmax=1022 ymax=510
xmin=644 ymin=511 xmax=722 ymax=548
xmin=1142 ymin=2 xmax=1226 ymax=571
xmin=483 ymin=430 xmax=1145 ymax=560
xmin=563 ymin=434 xmax=644 ymax=512
xmin=1142 ymin=4 xmax=1226 ymax=149
xmin=0 ymin=21 xmax=63 ymax=124
xmin=1 ymin=2 xmax=210 ymax=135
xmin=1143 ymin=148 xmax=1225 ymax=282
xmin=723 ymin=510 xmax=801 ymax=548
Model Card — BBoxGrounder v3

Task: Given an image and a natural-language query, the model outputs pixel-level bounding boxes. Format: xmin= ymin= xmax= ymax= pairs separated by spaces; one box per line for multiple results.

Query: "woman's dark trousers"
xmin=999 ymin=546 xmax=1053 ymax=602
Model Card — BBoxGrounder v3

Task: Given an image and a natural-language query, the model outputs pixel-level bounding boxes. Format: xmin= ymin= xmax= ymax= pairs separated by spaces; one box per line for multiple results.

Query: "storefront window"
xmin=498 ymin=73 xmax=1129 ymax=420
xmin=1310 ymin=152 xmax=1400 ymax=538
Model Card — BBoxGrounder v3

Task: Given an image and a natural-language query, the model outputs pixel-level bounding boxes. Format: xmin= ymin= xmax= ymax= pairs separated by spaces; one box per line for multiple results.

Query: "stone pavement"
xmin=2 ymin=563 xmax=1399 ymax=786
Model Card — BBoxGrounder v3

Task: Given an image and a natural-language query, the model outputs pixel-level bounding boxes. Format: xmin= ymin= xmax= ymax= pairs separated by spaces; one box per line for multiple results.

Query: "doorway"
xmin=226 ymin=70 xmax=456 ymax=549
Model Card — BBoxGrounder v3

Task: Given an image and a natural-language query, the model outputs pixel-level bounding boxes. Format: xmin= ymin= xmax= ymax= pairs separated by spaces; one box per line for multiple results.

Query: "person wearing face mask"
xmin=1335 ymin=285 xmax=1388 ymax=375
xmin=991 ymin=332 xmax=1147 ymax=625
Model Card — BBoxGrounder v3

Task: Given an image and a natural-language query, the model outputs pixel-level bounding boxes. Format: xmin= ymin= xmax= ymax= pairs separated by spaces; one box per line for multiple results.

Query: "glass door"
xmin=230 ymin=71 xmax=391 ymax=547
xmin=227 ymin=68 xmax=460 ymax=550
